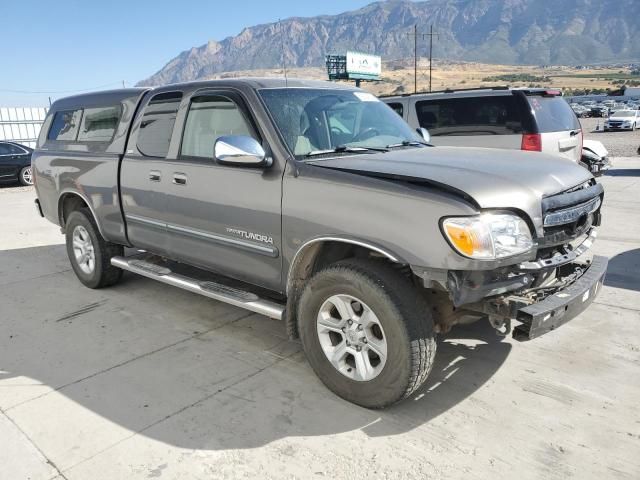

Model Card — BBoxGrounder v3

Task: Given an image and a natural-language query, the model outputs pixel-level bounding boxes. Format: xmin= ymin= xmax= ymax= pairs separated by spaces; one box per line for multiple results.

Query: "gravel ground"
xmin=580 ymin=117 xmax=640 ymax=158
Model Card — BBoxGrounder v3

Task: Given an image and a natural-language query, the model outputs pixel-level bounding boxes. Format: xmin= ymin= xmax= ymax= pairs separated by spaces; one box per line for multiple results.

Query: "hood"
xmin=583 ymin=140 xmax=608 ymax=159
xmin=309 ymin=146 xmax=593 ymax=231
xmin=608 ymin=113 xmax=636 ymax=121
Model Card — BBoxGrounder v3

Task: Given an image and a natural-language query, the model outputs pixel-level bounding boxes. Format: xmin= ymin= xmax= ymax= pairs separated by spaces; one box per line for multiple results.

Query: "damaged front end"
xmin=416 ymin=182 xmax=608 ymax=341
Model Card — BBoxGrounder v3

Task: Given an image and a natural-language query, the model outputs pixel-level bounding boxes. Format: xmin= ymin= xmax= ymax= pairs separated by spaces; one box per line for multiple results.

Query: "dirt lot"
xmin=582 ymin=117 xmax=640 ymax=158
xmin=0 ymin=154 xmax=639 ymax=479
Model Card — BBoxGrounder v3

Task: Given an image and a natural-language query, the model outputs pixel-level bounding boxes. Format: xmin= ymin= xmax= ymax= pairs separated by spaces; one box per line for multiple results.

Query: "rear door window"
xmin=137 ymin=92 xmax=183 ymax=157
xmin=77 ymin=105 xmax=121 ymax=142
xmin=527 ymin=96 xmax=581 ymax=132
xmin=48 ymin=109 xmax=83 ymax=141
xmin=415 ymin=96 xmax=522 ymax=136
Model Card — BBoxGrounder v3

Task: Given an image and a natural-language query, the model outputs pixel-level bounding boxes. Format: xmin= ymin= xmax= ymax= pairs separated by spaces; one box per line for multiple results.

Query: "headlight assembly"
xmin=442 ymin=213 xmax=534 ymax=260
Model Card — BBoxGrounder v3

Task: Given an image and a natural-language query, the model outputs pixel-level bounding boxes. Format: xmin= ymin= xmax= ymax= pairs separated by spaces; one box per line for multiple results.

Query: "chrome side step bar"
xmin=111 ymin=256 xmax=284 ymax=320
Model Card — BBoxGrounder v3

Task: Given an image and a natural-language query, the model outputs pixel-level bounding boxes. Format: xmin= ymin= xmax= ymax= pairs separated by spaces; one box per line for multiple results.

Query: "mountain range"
xmin=138 ymin=0 xmax=640 ymax=86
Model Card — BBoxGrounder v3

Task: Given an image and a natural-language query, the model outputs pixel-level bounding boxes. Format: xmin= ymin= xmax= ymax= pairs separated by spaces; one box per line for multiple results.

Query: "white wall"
xmin=0 ymin=107 xmax=48 ymax=148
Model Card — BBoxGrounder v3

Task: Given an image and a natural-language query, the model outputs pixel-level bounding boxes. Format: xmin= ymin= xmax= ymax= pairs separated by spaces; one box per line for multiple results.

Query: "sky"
xmin=1 ymin=0 xmax=378 ymax=106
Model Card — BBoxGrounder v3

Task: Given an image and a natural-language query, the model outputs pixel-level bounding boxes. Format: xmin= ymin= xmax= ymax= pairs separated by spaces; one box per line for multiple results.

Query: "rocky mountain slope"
xmin=138 ymin=0 xmax=640 ymax=86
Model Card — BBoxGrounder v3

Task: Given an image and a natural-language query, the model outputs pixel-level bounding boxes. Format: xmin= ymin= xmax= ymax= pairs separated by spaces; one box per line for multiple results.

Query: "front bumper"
xmin=512 ymin=255 xmax=608 ymax=341
xmin=605 ymin=125 xmax=633 ymax=130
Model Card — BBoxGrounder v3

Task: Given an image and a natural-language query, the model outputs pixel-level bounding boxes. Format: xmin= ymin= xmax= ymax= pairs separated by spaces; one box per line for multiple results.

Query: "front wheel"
xmin=65 ymin=209 xmax=124 ymax=288
xmin=19 ymin=166 xmax=33 ymax=186
xmin=298 ymin=259 xmax=436 ymax=409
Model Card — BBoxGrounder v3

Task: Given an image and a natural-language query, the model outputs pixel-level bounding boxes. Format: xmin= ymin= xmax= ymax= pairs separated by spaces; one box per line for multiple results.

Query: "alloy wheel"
xmin=21 ymin=167 xmax=33 ymax=185
xmin=316 ymin=294 xmax=388 ymax=381
xmin=72 ymin=225 xmax=96 ymax=274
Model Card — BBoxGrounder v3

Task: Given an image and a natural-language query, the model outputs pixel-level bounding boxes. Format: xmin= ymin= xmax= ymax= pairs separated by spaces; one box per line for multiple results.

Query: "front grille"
xmin=543 ymin=196 xmax=601 ymax=227
xmin=539 ymin=183 xmax=603 ymax=249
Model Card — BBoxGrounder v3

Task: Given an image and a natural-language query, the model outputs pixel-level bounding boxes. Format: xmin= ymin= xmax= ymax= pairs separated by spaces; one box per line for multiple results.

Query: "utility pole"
xmin=407 ymin=24 xmax=427 ymax=93
xmin=426 ymin=25 xmax=439 ymax=92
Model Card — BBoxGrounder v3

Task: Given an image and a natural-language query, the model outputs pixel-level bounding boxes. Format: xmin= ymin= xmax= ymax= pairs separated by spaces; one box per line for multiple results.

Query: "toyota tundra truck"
xmin=32 ymin=79 xmax=607 ymax=408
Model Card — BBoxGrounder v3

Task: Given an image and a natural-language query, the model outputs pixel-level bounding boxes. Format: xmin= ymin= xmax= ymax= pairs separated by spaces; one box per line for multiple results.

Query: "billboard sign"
xmin=346 ymin=51 xmax=381 ymax=80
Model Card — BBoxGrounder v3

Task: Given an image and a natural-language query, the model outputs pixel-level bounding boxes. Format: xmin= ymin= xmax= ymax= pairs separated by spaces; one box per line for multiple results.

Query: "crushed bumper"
xmin=512 ymin=255 xmax=608 ymax=341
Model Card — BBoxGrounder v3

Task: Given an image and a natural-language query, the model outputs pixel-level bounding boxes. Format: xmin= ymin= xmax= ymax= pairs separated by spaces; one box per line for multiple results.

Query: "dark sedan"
xmin=0 ymin=141 xmax=33 ymax=185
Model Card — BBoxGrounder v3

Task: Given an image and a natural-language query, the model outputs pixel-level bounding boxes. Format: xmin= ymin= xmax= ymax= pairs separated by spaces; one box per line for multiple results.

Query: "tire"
xmin=65 ymin=209 xmax=124 ymax=289
xmin=19 ymin=166 xmax=33 ymax=186
xmin=298 ymin=258 xmax=436 ymax=409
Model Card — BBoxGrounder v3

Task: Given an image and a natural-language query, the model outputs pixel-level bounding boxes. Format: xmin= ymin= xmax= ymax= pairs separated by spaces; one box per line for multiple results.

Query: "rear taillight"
xmin=521 ymin=133 xmax=542 ymax=152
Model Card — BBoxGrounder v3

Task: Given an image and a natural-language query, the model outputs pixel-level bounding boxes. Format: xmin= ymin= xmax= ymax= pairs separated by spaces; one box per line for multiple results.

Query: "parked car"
xmin=0 ymin=141 xmax=33 ymax=185
xmin=581 ymin=139 xmax=611 ymax=176
xmin=604 ymin=110 xmax=640 ymax=131
xmin=571 ymin=104 xmax=590 ymax=118
xmin=32 ymin=79 xmax=606 ymax=408
xmin=590 ymin=105 xmax=610 ymax=118
xmin=382 ymin=87 xmax=583 ymax=162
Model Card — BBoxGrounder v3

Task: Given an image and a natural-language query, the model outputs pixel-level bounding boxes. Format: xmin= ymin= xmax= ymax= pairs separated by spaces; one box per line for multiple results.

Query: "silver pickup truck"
xmin=33 ymin=79 xmax=607 ymax=408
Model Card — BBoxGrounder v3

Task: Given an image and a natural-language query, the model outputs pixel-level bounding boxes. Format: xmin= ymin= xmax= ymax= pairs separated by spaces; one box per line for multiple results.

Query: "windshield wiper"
xmin=304 ymin=145 xmax=389 ymax=158
xmin=386 ymin=140 xmax=431 ymax=148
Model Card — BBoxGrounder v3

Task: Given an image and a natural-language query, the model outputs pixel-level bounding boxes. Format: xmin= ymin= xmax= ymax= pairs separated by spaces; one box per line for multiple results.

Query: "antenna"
xmin=278 ymin=18 xmax=288 ymax=86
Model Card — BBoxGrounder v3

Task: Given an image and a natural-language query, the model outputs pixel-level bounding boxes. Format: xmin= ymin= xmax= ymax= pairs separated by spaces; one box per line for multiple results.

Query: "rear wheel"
xmin=65 ymin=209 xmax=124 ymax=288
xmin=19 ymin=166 xmax=33 ymax=186
xmin=298 ymin=259 xmax=436 ymax=408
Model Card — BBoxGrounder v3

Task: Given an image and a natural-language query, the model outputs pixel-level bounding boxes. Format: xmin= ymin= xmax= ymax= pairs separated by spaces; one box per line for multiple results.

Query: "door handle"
xmin=173 ymin=173 xmax=187 ymax=185
xmin=149 ymin=170 xmax=161 ymax=182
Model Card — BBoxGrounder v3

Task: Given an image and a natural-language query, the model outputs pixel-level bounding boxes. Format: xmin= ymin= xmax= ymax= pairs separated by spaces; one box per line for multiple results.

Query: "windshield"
xmin=259 ymin=88 xmax=422 ymax=158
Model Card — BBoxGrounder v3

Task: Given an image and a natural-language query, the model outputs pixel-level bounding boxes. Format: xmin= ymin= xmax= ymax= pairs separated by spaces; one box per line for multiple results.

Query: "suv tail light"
xmin=521 ymin=133 xmax=542 ymax=152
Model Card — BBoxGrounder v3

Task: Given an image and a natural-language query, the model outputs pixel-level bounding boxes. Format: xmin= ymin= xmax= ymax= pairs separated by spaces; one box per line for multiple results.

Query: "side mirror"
xmin=416 ymin=127 xmax=431 ymax=143
xmin=214 ymin=135 xmax=271 ymax=167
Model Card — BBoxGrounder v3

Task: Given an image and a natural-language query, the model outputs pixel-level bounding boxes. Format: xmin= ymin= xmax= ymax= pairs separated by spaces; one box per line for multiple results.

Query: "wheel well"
xmin=59 ymin=194 xmax=90 ymax=232
xmin=284 ymin=240 xmax=407 ymax=339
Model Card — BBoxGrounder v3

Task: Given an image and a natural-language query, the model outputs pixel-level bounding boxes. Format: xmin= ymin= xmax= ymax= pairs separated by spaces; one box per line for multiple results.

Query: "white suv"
xmin=383 ymin=88 xmax=583 ymax=162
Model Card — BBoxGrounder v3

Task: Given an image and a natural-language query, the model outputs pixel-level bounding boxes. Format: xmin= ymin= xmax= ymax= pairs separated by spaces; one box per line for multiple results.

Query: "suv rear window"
xmin=48 ymin=109 xmax=83 ymax=141
xmin=137 ymin=92 xmax=183 ymax=157
xmin=415 ymin=96 xmax=523 ymax=136
xmin=527 ymin=96 xmax=581 ymax=132
xmin=77 ymin=106 xmax=121 ymax=142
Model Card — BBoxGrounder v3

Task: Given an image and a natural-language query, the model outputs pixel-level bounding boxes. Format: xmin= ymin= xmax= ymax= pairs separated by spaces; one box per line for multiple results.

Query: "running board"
xmin=111 ymin=256 xmax=284 ymax=320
